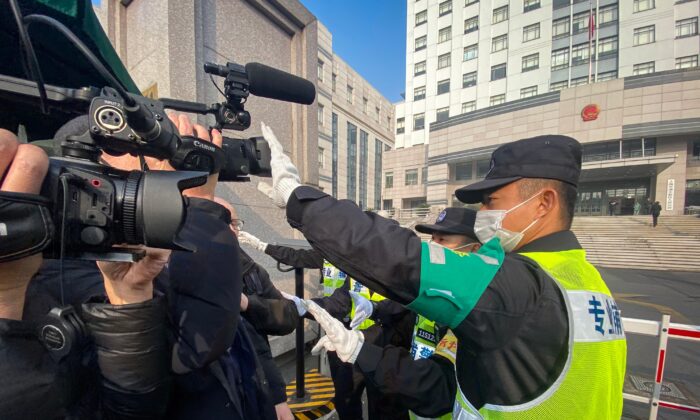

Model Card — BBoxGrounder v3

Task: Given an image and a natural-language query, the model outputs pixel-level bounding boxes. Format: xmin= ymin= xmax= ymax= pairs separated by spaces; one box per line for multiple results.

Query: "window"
xmin=524 ymin=0 xmax=540 ymax=13
xmin=396 ymin=117 xmax=405 ymax=134
xmin=463 ymin=71 xmax=477 ymax=88
xmin=405 ymin=169 xmax=419 ymax=186
xmin=439 ymin=0 xmax=452 ymax=16
xmin=570 ymin=76 xmax=588 ymax=87
xmin=359 ymin=131 xmax=368 ymax=209
xmin=598 ymin=36 xmax=618 ymax=57
xmin=414 ymin=86 xmax=426 ymax=101
xmin=676 ymin=55 xmax=699 ymax=69
xmin=437 ymin=79 xmax=450 ymax=95
xmin=521 ymin=86 xmax=538 ymax=98
xmin=633 ymin=62 xmax=655 ymax=75
xmin=421 ymin=167 xmax=428 ymax=184
xmin=318 ymin=103 xmax=324 ymax=126
xmin=633 ymin=0 xmax=654 ymax=13
xmin=550 ymin=80 xmax=568 ymax=91
xmin=318 ymin=147 xmax=325 ymax=168
xmin=317 ymin=60 xmax=324 ymax=81
xmin=415 ymin=35 xmax=427 ymax=51
xmin=582 ymin=140 xmax=620 ymax=162
xmin=347 ymin=123 xmax=357 ymax=201
xmin=493 ymin=5 xmax=508 ymax=23
xmin=414 ymin=113 xmax=425 ymax=130
xmin=465 ymin=0 xmax=478 ymax=5
xmin=476 ymin=159 xmax=491 ymax=177
xmin=676 ymin=18 xmax=698 ymax=38
xmin=436 ymin=107 xmax=450 ymax=122
xmin=363 ymin=97 xmax=368 ymax=113
xmin=382 ymin=199 xmax=393 ymax=210
xmin=598 ymin=5 xmax=618 ymax=26
xmin=438 ymin=53 xmax=451 ymax=69
xmin=490 ymin=94 xmax=505 ymax=106
xmin=597 ymin=71 xmax=617 ymax=81
xmin=693 ymin=141 xmax=700 ymax=160
xmin=572 ymin=12 xmax=589 ymax=34
xmin=374 ymin=139 xmax=383 ymax=210
xmin=455 ymin=162 xmax=473 ymax=180
xmin=464 ymin=16 xmax=478 ymax=33
xmin=633 ymin=25 xmax=655 ymax=46
xmin=347 ymin=85 xmax=354 ymax=103
xmin=332 ymin=73 xmax=337 ymax=92
xmin=522 ymin=53 xmax=539 ymax=71
xmin=331 ymin=113 xmax=338 ymax=197
xmin=438 ymin=26 xmax=452 ymax=43
xmin=415 ymin=61 xmax=426 ymax=76
xmin=492 ymin=34 xmax=508 ymax=52
xmin=385 ymin=172 xmax=393 ymax=189
xmin=491 ymin=63 xmax=506 ymax=81
xmin=523 ymin=23 xmax=540 ymax=42
xmin=463 ymin=44 xmax=478 ymax=61
xmin=552 ymin=48 xmax=569 ymax=70
xmin=461 ymin=101 xmax=476 ymax=113
xmin=415 ymin=10 xmax=427 ymax=26
xmin=571 ymin=43 xmax=590 ymax=66
xmin=552 ymin=17 xmax=570 ymax=39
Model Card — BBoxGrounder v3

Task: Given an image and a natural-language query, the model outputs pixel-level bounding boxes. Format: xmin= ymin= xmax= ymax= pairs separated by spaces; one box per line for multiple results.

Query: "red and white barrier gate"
xmin=622 ymin=314 xmax=700 ymax=419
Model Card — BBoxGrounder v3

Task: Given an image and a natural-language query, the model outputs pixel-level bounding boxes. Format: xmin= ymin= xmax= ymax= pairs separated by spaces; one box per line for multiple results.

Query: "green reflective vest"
xmin=409 ymin=316 xmax=453 ymax=420
xmin=451 ymin=248 xmax=627 ymax=420
xmin=322 ymin=260 xmax=346 ymax=297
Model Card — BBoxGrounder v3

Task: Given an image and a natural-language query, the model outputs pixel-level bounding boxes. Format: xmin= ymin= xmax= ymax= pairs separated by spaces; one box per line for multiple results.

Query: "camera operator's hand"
xmin=238 ymin=231 xmax=268 ymax=252
xmin=168 ymin=113 xmax=222 ymax=201
xmin=101 ymin=113 xmax=222 ymax=201
xmin=257 ymin=122 xmax=301 ymax=208
xmin=97 ymin=247 xmax=171 ymax=305
xmin=0 ymin=129 xmax=49 ymax=319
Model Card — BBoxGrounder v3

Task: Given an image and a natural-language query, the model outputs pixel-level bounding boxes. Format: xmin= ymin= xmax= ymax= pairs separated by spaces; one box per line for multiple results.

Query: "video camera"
xmin=0 ymin=11 xmax=315 ymax=262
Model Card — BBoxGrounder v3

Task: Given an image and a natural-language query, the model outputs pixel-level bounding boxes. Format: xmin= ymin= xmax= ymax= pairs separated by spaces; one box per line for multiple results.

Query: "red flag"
xmin=589 ymin=9 xmax=596 ymax=40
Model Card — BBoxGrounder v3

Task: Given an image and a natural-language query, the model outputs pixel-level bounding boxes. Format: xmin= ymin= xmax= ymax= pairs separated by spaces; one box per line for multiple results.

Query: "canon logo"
xmin=194 ymin=140 xmax=216 ymax=152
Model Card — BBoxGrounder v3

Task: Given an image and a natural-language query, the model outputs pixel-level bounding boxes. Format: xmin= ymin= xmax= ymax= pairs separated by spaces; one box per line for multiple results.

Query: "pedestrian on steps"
xmin=651 ymin=201 xmax=662 ymax=227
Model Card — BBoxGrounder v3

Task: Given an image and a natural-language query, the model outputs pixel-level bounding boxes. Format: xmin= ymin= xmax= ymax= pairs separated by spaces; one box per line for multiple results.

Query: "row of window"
xmin=551 ymin=37 xmax=618 ymax=70
xmin=416 ymin=0 xmax=541 ymax=29
xmin=384 ymin=167 xmax=429 ymax=188
xmin=318 ymin=61 xmax=392 ymax=128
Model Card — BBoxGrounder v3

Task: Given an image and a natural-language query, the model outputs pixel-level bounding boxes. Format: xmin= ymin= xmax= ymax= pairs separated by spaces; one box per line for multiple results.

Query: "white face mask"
xmin=474 ymin=191 xmax=542 ymax=252
xmin=427 ymin=240 xmax=479 ymax=252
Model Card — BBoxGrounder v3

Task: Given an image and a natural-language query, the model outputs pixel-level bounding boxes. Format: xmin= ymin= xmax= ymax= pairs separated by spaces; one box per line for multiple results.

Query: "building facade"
xmin=387 ymin=0 xmax=700 ymax=215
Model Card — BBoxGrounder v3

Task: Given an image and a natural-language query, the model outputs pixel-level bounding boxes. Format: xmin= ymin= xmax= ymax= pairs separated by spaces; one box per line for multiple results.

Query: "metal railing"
xmin=622 ymin=315 xmax=700 ymax=418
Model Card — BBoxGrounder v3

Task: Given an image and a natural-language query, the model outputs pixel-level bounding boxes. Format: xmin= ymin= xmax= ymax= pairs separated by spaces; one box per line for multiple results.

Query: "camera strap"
xmin=0 ymin=191 xmax=54 ymax=262
xmin=169 ymin=135 xmax=226 ymax=174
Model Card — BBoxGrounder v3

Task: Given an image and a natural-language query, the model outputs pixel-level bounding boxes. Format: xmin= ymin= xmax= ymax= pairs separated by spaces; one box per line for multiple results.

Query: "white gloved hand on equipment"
xmin=238 ymin=231 xmax=268 ymax=252
xmin=280 ymin=291 xmax=307 ymax=316
xmin=349 ymin=291 xmax=374 ymax=330
xmin=257 ymin=122 xmax=301 ymax=208
xmin=307 ymin=300 xmax=365 ymax=364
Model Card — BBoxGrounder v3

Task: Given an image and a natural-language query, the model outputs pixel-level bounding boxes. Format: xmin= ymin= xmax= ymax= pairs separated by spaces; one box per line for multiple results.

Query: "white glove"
xmin=280 ymin=291 xmax=307 ymax=316
xmin=238 ymin=231 xmax=268 ymax=252
xmin=349 ymin=291 xmax=374 ymax=330
xmin=257 ymin=122 xmax=301 ymax=208
xmin=307 ymin=300 xmax=365 ymax=363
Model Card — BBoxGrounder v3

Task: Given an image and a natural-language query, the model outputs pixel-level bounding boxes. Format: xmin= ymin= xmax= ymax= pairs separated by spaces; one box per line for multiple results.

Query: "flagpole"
xmin=588 ymin=0 xmax=593 ymax=84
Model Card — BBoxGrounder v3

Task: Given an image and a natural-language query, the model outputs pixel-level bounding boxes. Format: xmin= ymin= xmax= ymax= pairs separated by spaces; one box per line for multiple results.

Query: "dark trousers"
xmin=327 ymin=326 xmax=410 ymax=420
xmin=653 ymin=215 xmax=659 ymax=227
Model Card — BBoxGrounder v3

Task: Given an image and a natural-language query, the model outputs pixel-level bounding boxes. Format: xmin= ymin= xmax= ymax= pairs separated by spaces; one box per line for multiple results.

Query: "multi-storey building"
xmin=387 ymin=0 xmax=700 ymax=216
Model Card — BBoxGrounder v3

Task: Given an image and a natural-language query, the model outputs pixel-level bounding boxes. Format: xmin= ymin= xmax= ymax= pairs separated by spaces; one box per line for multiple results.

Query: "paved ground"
xmin=601 ymin=268 xmax=700 ymax=420
xmin=278 ymin=267 xmax=700 ymax=419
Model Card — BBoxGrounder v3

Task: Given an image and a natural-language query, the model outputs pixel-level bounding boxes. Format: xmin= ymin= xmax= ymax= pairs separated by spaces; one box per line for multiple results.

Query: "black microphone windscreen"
xmin=52 ymin=115 xmax=90 ymax=155
xmin=245 ymin=63 xmax=316 ymax=105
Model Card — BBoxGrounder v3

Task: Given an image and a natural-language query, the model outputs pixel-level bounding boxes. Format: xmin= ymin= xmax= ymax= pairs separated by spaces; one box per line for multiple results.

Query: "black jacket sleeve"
xmin=355 ymin=343 xmax=456 ymax=417
xmin=309 ymin=279 xmax=351 ymax=322
xmin=264 ymin=244 xmax=325 ymax=269
xmin=286 ymin=187 xmax=421 ymax=305
xmin=82 ymin=297 xmax=172 ymax=419
xmin=244 ymin=322 xmax=288 ymax=405
xmin=164 ymin=198 xmax=242 ymax=373
xmin=243 ymin=263 xmax=299 ymax=336
xmin=372 ymin=299 xmax=411 ymax=326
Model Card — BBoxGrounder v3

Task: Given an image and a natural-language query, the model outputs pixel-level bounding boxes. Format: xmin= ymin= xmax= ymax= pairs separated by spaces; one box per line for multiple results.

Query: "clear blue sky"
xmin=301 ymin=0 xmax=406 ymax=102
